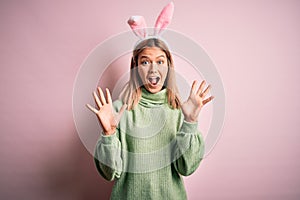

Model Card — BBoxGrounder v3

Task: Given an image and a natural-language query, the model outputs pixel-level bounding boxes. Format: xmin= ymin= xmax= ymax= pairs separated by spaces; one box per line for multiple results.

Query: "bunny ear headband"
xmin=127 ymin=2 xmax=174 ymax=42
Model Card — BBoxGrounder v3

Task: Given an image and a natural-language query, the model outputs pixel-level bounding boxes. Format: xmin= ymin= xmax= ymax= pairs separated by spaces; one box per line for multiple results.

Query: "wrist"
xmin=103 ymin=125 xmax=117 ymax=135
xmin=184 ymin=118 xmax=197 ymax=123
xmin=183 ymin=115 xmax=198 ymax=123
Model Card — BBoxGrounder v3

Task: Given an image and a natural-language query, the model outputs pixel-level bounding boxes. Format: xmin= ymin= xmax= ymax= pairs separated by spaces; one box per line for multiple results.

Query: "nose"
xmin=149 ymin=62 xmax=158 ymax=74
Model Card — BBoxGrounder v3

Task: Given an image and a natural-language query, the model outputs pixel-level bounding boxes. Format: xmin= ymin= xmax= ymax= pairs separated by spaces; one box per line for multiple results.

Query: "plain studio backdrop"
xmin=0 ymin=0 xmax=299 ymax=199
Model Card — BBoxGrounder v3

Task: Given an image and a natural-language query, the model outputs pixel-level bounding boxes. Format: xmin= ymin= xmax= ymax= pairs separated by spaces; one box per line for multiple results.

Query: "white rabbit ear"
xmin=154 ymin=2 xmax=174 ymax=35
xmin=127 ymin=16 xmax=148 ymax=38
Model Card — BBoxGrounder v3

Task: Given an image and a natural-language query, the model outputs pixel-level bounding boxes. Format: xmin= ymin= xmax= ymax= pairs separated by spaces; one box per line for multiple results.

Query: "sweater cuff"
xmin=180 ymin=120 xmax=198 ymax=134
xmin=100 ymin=132 xmax=117 ymax=144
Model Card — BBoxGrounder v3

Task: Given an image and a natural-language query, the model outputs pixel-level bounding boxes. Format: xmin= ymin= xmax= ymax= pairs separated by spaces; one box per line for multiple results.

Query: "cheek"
xmin=160 ymin=67 xmax=169 ymax=78
xmin=137 ymin=68 xmax=147 ymax=80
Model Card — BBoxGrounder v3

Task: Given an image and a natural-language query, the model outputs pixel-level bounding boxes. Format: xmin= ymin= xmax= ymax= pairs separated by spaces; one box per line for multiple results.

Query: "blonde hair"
xmin=120 ymin=38 xmax=181 ymax=110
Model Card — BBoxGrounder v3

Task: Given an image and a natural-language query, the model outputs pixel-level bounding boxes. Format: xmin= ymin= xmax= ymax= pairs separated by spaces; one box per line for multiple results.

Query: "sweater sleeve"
xmin=94 ymin=100 xmax=125 ymax=181
xmin=94 ymin=131 xmax=123 ymax=181
xmin=173 ymin=120 xmax=205 ymax=176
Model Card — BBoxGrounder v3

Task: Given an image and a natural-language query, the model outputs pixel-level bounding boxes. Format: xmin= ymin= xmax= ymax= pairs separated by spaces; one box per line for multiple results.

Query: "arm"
xmin=173 ymin=120 xmax=204 ymax=176
xmin=173 ymin=80 xmax=213 ymax=176
xmin=94 ymin=131 xmax=123 ymax=181
xmin=87 ymin=88 xmax=127 ymax=181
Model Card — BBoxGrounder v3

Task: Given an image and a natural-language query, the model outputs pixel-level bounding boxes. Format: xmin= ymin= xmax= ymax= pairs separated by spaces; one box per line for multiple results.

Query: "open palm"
xmin=181 ymin=80 xmax=214 ymax=122
xmin=86 ymin=87 xmax=127 ymax=135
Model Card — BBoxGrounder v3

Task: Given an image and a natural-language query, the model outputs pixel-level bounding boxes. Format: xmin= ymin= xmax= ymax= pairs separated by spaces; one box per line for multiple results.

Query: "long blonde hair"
xmin=120 ymin=38 xmax=181 ymax=110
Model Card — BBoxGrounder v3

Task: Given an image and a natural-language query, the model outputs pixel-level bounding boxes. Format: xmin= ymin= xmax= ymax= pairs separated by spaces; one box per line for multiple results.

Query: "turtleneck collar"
xmin=139 ymin=87 xmax=167 ymax=107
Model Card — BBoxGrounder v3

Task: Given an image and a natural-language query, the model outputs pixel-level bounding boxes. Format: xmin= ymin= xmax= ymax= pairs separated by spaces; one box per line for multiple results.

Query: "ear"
xmin=154 ymin=2 xmax=174 ymax=35
xmin=127 ymin=16 xmax=148 ymax=38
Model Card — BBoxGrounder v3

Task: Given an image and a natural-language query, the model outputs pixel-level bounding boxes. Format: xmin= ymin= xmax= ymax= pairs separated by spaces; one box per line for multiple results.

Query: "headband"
xmin=127 ymin=2 xmax=174 ymax=42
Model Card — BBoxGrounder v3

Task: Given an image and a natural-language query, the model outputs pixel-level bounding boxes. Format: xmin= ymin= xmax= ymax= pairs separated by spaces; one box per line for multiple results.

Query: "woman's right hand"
xmin=86 ymin=87 xmax=127 ymax=135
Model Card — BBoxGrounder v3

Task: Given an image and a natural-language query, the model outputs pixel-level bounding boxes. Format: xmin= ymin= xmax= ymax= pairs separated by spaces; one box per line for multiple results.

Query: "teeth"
xmin=149 ymin=78 xmax=156 ymax=83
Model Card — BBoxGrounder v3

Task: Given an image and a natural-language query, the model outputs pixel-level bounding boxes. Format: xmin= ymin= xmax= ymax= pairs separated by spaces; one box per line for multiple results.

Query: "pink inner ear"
xmin=127 ymin=16 xmax=148 ymax=38
xmin=154 ymin=2 xmax=174 ymax=35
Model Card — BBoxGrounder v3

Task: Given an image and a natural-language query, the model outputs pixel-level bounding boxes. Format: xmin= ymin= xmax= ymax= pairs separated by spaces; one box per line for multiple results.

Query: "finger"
xmin=190 ymin=80 xmax=197 ymax=96
xmin=201 ymin=84 xmax=211 ymax=98
xmin=203 ymin=96 xmax=214 ymax=106
xmin=98 ymin=87 xmax=107 ymax=105
xmin=196 ymin=80 xmax=206 ymax=96
xmin=93 ymin=91 xmax=102 ymax=108
xmin=86 ymin=104 xmax=99 ymax=114
xmin=106 ymin=88 xmax=112 ymax=104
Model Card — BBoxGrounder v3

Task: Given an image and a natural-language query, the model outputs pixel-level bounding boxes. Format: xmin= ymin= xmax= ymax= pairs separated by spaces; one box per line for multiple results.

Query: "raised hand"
xmin=181 ymin=80 xmax=214 ymax=123
xmin=86 ymin=87 xmax=127 ymax=135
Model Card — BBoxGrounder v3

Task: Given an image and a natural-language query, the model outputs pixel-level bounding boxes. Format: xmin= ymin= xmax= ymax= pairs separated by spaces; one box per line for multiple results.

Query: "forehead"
xmin=138 ymin=47 xmax=166 ymax=59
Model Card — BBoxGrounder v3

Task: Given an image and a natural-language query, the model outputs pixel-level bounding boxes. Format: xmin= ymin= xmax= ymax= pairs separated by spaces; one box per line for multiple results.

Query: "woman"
xmin=87 ymin=38 xmax=214 ymax=199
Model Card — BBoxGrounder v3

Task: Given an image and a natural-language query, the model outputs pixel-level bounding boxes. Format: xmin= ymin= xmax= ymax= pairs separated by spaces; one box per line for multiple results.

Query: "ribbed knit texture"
xmin=94 ymin=88 xmax=204 ymax=200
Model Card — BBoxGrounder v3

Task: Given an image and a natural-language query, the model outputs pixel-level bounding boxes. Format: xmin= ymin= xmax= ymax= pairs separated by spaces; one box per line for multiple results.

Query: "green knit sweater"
xmin=94 ymin=88 xmax=205 ymax=200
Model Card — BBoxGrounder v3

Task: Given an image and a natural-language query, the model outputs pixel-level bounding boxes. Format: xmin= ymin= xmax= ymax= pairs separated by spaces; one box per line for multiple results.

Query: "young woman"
xmin=87 ymin=38 xmax=214 ymax=199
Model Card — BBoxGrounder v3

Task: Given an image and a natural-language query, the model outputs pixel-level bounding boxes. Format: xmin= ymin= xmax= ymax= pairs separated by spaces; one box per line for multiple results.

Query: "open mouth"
xmin=148 ymin=77 xmax=160 ymax=86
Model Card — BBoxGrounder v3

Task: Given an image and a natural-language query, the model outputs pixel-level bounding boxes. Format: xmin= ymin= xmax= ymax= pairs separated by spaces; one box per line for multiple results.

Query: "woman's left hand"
xmin=181 ymin=80 xmax=214 ymax=123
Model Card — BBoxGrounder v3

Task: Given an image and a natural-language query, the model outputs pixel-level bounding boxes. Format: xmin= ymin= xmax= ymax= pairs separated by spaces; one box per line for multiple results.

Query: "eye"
xmin=157 ymin=60 xmax=164 ymax=65
xmin=141 ymin=60 xmax=150 ymax=66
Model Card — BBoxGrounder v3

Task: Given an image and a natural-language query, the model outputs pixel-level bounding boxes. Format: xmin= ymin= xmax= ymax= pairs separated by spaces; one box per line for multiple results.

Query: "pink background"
xmin=1 ymin=0 xmax=299 ymax=199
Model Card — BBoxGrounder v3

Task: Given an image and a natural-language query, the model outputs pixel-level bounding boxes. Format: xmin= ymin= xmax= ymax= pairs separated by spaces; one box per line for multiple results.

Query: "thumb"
xmin=115 ymin=104 xmax=127 ymax=124
xmin=119 ymin=104 xmax=127 ymax=116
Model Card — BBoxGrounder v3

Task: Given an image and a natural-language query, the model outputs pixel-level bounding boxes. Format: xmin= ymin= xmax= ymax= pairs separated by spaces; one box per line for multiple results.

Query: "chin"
xmin=144 ymin=85 xmax=163 ymax=94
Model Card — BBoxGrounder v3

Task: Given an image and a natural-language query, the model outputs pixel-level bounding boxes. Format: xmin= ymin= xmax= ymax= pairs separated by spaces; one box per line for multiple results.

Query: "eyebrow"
xmin=139 ymin=55 xmax=166 ymax=59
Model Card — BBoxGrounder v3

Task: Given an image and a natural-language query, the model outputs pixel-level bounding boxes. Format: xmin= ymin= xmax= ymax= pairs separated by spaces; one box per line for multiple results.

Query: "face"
xmin=137 ymin=47 xmax=169 ymax=94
